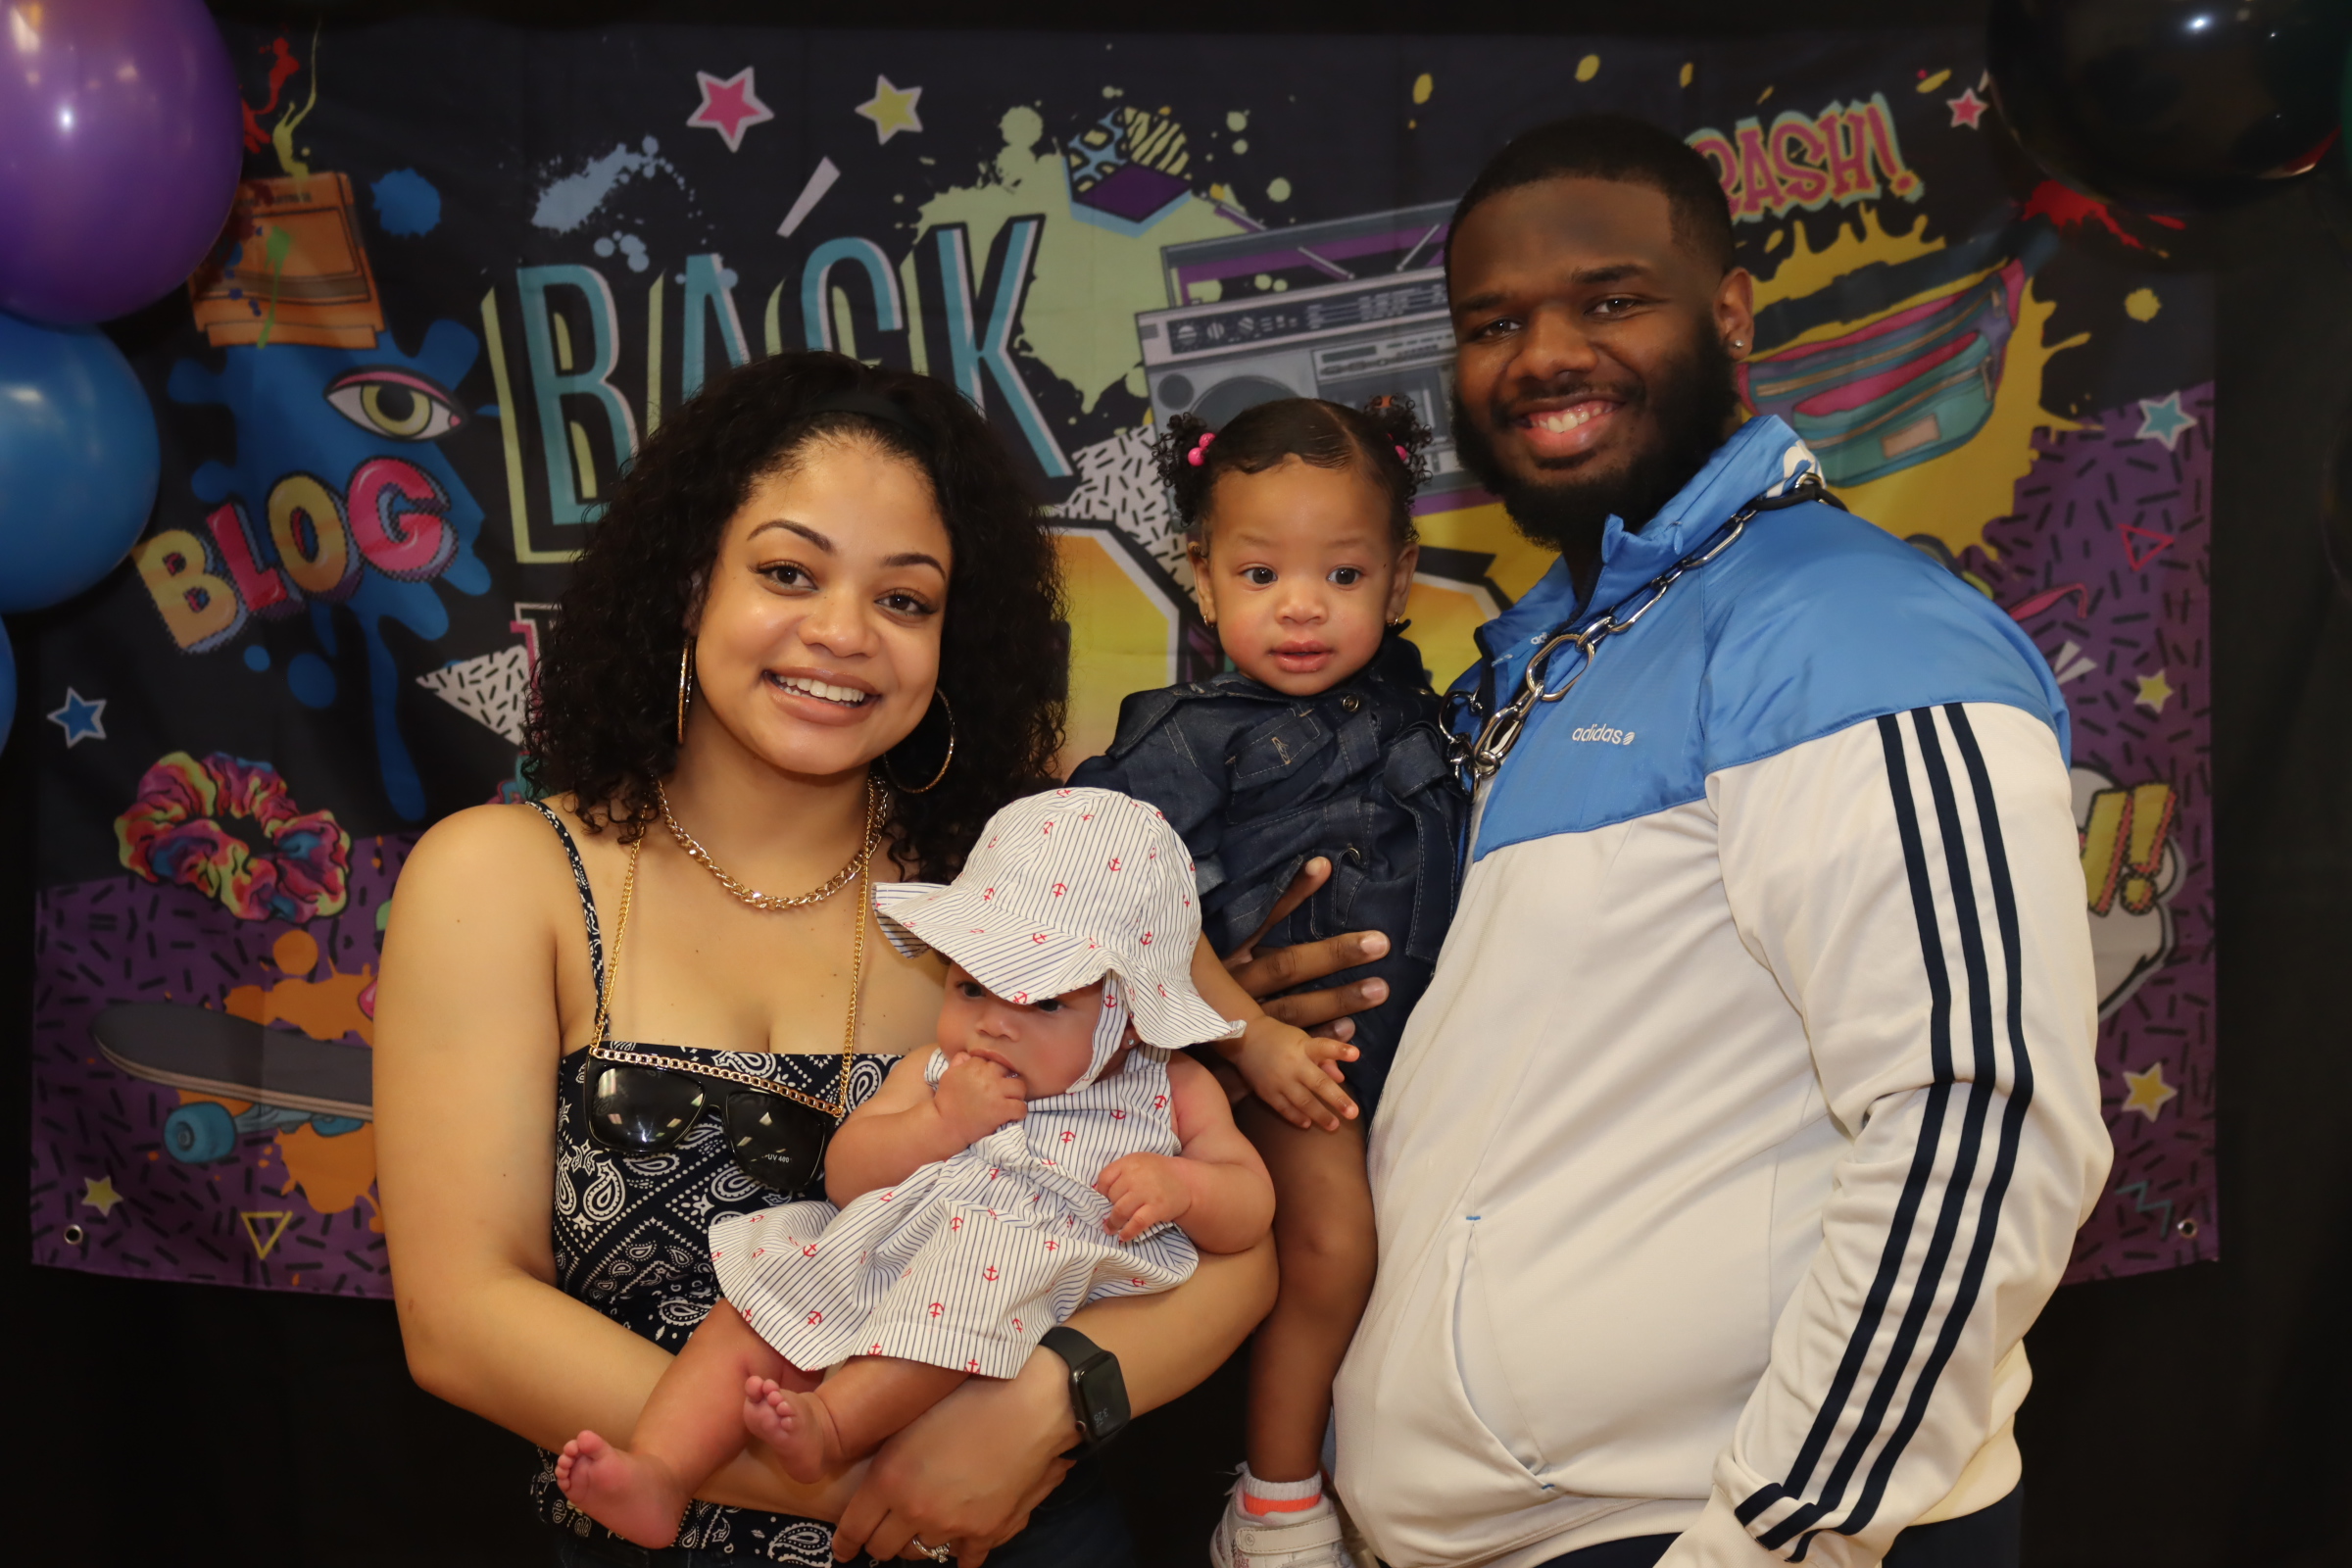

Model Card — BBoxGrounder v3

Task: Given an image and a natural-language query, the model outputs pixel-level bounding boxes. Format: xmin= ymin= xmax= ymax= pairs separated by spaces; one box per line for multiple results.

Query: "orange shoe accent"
xmin=1241 ymin=1489 xmax=1324 ymax=1517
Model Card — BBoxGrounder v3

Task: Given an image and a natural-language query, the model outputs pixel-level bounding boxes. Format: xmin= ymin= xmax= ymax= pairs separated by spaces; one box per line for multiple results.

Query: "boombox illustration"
xmin=1133 ymin=201 xmax=1484 ymax=500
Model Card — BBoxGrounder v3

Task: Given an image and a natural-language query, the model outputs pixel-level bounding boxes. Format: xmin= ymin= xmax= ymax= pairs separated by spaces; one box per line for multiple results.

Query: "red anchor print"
xmin=928 ymin=1301 xmax=946 ymax=1318
xmin=1030 ymin=932 xmax=1049 ymax=945
xmin=807 ymin=1309 xmax=823 ymax=1326
xmin=1041 ymin=822 xmax=1053 ymax=835
xmin=1153 ymin=1094 xmax=1169 ymax=1110
xmin=880 ymin=1191 xmax=894 ymax=1202
xmin=1130 ymin=1277 xmax=1146 ymax=1287
xmin=1059 ymin=1129 xmax=1076 ymax=1144
xmin=1012 ymin=1317 xmax=1024 ymax=1333
xmin=984 ymin=1264 xmax=1000 ymax=1282
xmin=982 ymin=887 xmax=995 ymax=901
xmin=1044 ymin=1238 xmax=1059 ymax=1251
xmin=1052 ymin=882 xmax=1067 ymax=898
xmin=950 ymin=1215 xmax=964 ymax=1231
xmin=1013 ymin=991 xmax=1030 ymax=1004
xmin=870 ymin=1342 xmax=883 ymax=1354
xmin=802 ymin=1244 xmax=818 ymax=1257
xmin=1140 ymin=931 xmax=1152 ymax=946
xmin=1056 ymin=788 xmax=1073 ymax=797
xmin=967 ymin=1358 xmax=982 ymax=1373
xmin=1107 ymin=857 xmax=1122 ymax=872
xmin=753 ymin=1248 xmax=766 ymax=1259
xmin=1111 ymin=1109 xmax=1128 ymax=1120
xmin=988 ymin=1167 xmax=1002 ymax=1180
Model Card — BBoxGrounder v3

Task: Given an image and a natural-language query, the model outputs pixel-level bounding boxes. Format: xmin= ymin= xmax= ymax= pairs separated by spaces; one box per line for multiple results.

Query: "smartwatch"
xmin=1039 ymin=1325 xmax=1131 ymax=1452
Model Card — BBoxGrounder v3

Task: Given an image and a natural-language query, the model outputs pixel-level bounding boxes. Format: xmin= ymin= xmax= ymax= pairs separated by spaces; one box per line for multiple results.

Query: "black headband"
xmin=806 ymin=389 xmax=924 ymax=442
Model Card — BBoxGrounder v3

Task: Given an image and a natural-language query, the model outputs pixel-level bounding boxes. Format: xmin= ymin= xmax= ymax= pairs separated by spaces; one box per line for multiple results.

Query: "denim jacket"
xmin=1066 ymin=631 xmax=1466 ymax=1118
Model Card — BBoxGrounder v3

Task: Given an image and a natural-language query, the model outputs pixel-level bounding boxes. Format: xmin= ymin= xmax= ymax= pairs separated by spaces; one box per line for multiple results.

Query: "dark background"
xmin=6 ymin=1 xmax=2347 ymax=1563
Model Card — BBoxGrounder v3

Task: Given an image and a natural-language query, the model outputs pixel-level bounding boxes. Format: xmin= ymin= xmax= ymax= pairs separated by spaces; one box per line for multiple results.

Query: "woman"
xmin=375 ymin=352 xmax=1382 ymax=1566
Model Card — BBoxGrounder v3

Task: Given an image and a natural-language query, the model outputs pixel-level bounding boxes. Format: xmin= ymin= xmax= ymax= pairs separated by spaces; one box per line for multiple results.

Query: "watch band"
xmin=1039 ymin=1325 xmax=1129 ymax=1452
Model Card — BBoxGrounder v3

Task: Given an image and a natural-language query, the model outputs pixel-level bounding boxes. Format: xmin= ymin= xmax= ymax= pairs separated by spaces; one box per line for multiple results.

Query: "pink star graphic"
xmin=688 ymin=67 xmax=774 ymax=153
xmin=1946 ymin=86 xmax=1988 ymax=130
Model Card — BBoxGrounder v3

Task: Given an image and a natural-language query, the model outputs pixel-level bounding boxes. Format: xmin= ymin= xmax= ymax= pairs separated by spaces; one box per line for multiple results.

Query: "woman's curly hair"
xmin=1153 ymin=394 xmax=1434 ymax=546
xmin=525 ymin=351 xmax=1066 ymax=880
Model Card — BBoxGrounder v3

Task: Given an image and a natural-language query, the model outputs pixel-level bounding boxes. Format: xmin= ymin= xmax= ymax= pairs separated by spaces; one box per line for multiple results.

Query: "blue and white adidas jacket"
xmin=1332 ymin=416 xmax=2109 ymax=1568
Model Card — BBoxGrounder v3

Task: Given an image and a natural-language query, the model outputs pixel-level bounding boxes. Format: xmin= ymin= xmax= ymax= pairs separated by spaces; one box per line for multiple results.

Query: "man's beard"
xmin=1451 ymin=329 xmax=1742 ymax=557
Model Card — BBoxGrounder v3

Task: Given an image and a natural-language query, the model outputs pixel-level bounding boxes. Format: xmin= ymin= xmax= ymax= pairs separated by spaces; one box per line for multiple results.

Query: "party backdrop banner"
xmin=25 ymin=21 xmax=2213 ymax=1296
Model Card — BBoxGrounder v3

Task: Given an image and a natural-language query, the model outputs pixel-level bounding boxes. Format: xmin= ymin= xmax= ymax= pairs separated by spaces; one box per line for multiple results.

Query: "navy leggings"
xmin=1534 ymin=1487 xmax=2022 ymax=1568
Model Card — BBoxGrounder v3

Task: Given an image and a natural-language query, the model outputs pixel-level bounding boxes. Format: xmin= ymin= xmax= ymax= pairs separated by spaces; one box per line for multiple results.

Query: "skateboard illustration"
xmin=92 ymin=1003 xmax=372 ymax=1165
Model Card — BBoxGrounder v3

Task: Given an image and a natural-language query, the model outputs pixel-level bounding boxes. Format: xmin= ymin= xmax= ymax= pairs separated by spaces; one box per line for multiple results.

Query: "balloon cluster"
xmin=0 ymin=0 xmax=242 ymax=747
xmin=1989 ymin=0 xmax=2352 ymax=214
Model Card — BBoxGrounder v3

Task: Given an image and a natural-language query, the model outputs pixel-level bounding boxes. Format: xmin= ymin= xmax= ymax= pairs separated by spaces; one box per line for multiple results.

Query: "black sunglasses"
xmin=582 ymin=1052 xmax=841 ymax=1195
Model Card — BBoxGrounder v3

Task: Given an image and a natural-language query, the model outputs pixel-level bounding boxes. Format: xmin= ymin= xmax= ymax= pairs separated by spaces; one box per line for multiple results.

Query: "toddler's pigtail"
xmin=1152 ymin=413 xmax=1220 ymax=530
xmin=1362 ymin=394 xmax=1434 ymax=500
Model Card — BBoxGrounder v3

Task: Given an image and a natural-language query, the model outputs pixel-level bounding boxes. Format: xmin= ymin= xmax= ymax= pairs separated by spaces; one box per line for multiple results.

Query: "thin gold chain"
xmin=591 ymin=809 xmax=868 ymax=1119
xmin=658 ymin=777 xmax=881 ymax=910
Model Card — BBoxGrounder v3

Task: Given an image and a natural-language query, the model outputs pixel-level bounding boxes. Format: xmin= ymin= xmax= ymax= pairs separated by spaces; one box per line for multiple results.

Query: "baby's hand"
xmin=1234 ymin=1017 xmax=1359 ymax=1132
xmin=933 ymin=1051 xmax=1027 ymax=1144
xmin=1095 ymin=1153 xmax=1192 ymax=1242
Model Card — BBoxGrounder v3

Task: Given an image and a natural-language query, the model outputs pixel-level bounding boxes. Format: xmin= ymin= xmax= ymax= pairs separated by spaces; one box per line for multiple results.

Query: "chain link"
xmin=592 ymin=790 xmax=871 ymax=1119
xmin=659 ymin=778 xmax=882 ymax=910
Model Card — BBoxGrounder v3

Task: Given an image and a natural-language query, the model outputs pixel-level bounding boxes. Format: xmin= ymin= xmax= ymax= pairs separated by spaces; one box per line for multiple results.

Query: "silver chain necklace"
xmin=1451 ymin=472 xmax=1835 ymax=787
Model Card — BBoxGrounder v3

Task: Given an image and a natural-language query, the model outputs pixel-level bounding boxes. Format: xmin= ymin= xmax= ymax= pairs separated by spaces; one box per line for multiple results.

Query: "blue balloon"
xmin=0 ymin=310 xmax=161 ymax=612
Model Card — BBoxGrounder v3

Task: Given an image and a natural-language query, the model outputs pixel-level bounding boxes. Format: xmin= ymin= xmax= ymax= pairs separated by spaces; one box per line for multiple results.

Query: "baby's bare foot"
xmin=742 ymin=1375 xmax=841 ymax=1484
xmin=555 ymin=1430 xmax=689 ymax=1547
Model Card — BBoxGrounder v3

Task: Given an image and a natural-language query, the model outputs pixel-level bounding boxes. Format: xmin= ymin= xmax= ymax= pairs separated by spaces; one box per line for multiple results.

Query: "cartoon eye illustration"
xmin=324 ymin=368 xmax=466 ymax=441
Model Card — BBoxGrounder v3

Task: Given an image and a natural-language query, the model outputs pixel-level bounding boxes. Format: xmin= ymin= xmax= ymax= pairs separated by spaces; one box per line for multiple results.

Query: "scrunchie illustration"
xmin=116 ymin=752 xmax=352 ymax=922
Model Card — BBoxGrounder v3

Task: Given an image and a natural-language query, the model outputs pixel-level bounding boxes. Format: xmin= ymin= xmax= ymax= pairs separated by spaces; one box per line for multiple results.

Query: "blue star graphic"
xmin=2134 ymin=392 xmax=2196 ymax=452
xmin=45 ymin=688 xmax=107 ymax=747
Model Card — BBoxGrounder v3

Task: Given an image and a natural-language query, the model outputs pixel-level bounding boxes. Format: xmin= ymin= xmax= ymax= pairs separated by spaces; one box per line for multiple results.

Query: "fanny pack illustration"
xmin=1740 ymin=222 xmax=2060 ymax=489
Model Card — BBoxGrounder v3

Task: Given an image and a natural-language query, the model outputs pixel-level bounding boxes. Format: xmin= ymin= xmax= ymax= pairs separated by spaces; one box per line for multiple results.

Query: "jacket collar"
xmin=1459 ymin=416 xmax=1819 ymax=700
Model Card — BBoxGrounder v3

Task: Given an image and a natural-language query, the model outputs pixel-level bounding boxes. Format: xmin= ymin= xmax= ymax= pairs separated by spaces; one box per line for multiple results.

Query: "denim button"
xmin=1340 ymin=693 xmax=1364 ymax=713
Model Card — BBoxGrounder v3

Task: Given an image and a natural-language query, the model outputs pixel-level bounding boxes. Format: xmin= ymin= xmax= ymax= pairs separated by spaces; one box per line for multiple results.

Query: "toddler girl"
xmin=554 ymin=787 xmax=1274 ymax=1547
xmin=1069 ymin=396 xmax=1467 ymax=1568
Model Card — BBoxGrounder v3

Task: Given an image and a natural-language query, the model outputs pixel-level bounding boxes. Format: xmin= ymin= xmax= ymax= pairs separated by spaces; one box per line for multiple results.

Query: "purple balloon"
xmin=0 ymin=0 xmax=242 ymax=324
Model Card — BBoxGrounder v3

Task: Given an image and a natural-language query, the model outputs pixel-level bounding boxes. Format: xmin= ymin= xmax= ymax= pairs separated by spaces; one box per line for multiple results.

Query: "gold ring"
xmin=908 ymin=1537 xmax=953 ymax=1563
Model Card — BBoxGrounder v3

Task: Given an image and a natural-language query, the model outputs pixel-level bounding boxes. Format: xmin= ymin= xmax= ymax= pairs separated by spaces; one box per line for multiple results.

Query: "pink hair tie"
xmin=1187 ymin=431 xmax=1216 ymax=467
xmin=1394 ymin=444 xmax=1410 ymax=463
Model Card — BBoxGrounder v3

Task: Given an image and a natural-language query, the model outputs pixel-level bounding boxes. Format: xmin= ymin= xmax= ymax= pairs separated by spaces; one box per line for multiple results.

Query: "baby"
xmin=1069 ymin=395 xmax=1467 ymax=1567
xmin=555 ymin=788 xmax=1274 ymax=1547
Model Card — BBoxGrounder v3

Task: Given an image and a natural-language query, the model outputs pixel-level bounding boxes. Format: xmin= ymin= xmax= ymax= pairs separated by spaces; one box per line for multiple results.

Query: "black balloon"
xmin=1987 ymin=0 xmax=2352 ymax=212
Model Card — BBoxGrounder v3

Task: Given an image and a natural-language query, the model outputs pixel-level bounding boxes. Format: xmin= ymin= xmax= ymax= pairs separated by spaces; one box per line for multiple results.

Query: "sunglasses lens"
xmin=724 ymin=1093 xmax=832 ymax=1194
xmin=585 ymin=1064 xmax=706 ymax=1153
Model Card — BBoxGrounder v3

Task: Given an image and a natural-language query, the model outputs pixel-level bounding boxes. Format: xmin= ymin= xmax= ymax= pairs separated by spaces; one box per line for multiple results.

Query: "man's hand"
xmin=1222 ymin=857 xmax=1393 ymax=1042
xmin=1231 ymin=1015 xmax=1358 ymax=1131
xmin=1096 ymin=1152 xmax=1194 ymax=1241
xmin=932 ymin=1052 xmax=1027 ymax=1146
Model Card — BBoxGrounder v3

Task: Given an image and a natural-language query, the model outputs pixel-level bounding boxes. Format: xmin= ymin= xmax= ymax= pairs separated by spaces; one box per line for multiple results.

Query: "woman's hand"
xmin=830 ymin=1348 xmax=1076 ymax=1565
xmin=1221 ymin=857 xmax=1392 ymax=1040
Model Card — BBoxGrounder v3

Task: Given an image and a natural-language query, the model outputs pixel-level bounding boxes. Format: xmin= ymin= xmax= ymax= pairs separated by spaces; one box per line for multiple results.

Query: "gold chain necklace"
xmin=594 ymin=824 xmax=868 ymax=1119
xmin=657 ymin=777 xmax=882 ymax=910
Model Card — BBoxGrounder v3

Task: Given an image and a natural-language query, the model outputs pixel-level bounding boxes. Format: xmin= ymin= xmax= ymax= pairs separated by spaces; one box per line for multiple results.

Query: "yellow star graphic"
xmin=2120 ymin=1061 xmax=2180 ymax=1122
xmin=2135 ymin=668 xmax=2175 ymax=713
xmin=855 ymin=75 xmax=923 ymax=144
xmin=81 ymin=1175 xmax=123 ymax=1216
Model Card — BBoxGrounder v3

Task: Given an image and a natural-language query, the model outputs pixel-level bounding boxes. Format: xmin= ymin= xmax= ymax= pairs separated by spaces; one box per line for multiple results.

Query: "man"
xmin=1328 ymin=117 xmax=2110 ymax=1568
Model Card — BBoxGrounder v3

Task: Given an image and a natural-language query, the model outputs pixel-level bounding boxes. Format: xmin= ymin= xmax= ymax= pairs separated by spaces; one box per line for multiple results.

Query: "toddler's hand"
xmin=1096 ymin=1153 xmax=1192 ymax=1242
xmin=1234 ymin=1017 xmax=1359 ymax=1132
xmin=933 ymin=1051 xmax=1027 ymax=1144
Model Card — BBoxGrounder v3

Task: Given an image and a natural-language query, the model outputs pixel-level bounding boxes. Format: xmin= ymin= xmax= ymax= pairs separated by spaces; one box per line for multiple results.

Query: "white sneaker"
xmin=1209 ymin=1481 xmax=1348 ymax=1568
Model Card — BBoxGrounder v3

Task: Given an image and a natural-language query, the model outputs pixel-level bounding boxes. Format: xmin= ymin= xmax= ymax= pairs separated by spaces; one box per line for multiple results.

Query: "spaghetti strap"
xmin=526 ymin=800 xmax=607 ymax=1004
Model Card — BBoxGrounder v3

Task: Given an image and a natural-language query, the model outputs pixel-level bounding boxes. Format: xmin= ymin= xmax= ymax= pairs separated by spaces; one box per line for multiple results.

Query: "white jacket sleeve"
xmin=1667 ymin=702 xmax=2110 ymax=1567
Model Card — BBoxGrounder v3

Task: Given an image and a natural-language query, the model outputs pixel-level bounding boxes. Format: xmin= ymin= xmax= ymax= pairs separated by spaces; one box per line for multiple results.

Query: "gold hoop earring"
xmin=883 ymin=691 xmax=956 ymax=794
xmin=675 ymin=642 xmax=694 ymax=746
